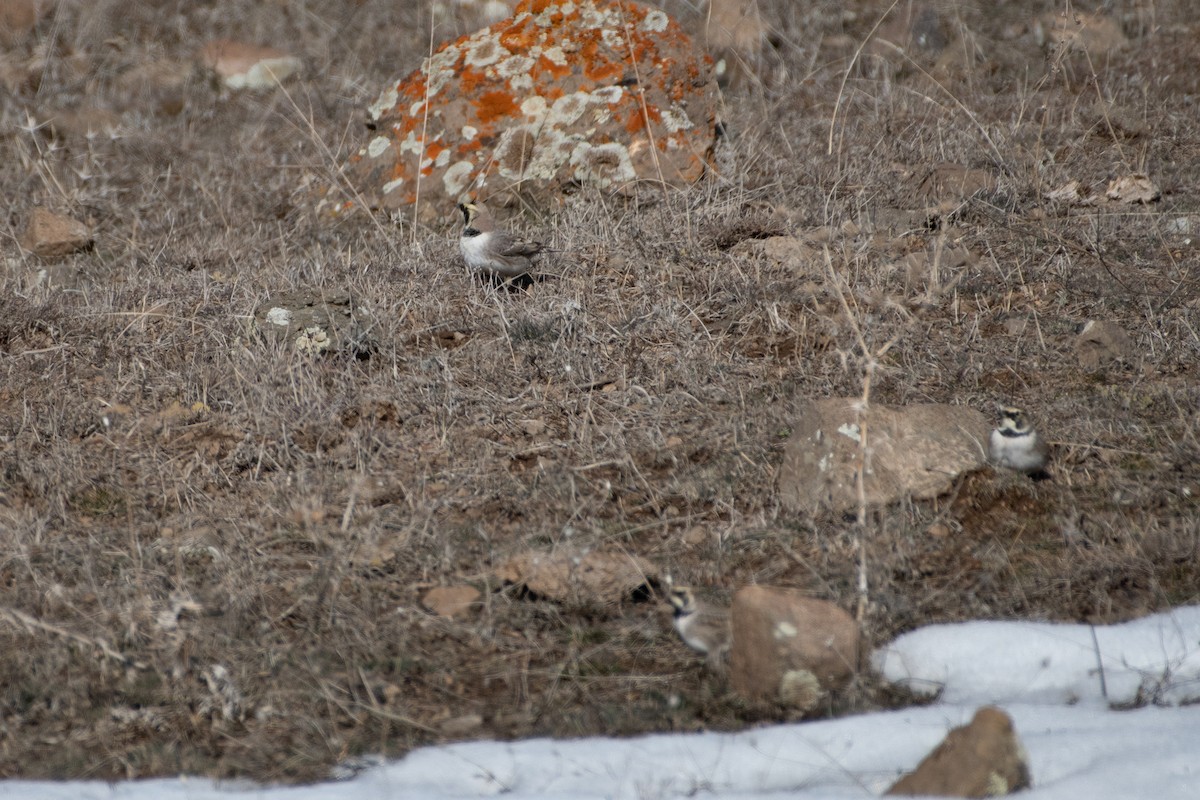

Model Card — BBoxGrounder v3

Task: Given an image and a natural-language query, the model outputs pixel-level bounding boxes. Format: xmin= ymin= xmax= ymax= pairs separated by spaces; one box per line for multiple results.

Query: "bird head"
xmin=668 ymin=586 xmax=697 ymax=617
xmin=998 ymin=406 xmax=1032 ymax=434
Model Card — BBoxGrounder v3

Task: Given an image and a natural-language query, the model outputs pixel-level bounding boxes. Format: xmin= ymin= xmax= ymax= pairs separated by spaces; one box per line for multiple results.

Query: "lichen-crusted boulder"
xmin=324 ymin=0 xmax=718 ymax=220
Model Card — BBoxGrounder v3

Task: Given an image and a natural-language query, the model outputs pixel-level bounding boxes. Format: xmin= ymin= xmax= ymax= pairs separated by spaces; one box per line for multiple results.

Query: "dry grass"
xmin=0 ymin=0 xmax=1198 ymax=784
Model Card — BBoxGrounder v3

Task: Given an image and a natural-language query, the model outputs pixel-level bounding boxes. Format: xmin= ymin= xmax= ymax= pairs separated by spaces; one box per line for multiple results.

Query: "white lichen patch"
xmin=580 ymin=5 xmax=616 ymax=29
xmin=523 ymin=130 xmax=581 ymax=179
xmin=465 ymin=36 xmax=503 ymax=68
xmin=660 ymin=105 xmax=693 ymax=133
xmin=368 ymin=85 xmax=399 ymax=121
xmin=435 ymin=149 xmax=451 ymax=168
xmin=520 ymin=96 xmax=548 ymax=120
xmin=443 ymin=161 xmax=475 ymax=197
xmin=367 ymin=136 xmax=391 ymax=158
xmin=570 ymin=141 xmax=635 ymax=188
xmin=589 ymin=85 xmax=624 ymax=105
xmin=382 ymin=176 xmax=405 ymax=195
xmin=601 ymin=27 xmax=623 ymax=50
xmin=508 ymin=72 xmax=534 ymax=93
xmin=534 ymin=1 xmax=575 ymax=26
xmin=547 ymin=92 xmax=591 ymax=126
xmin=265 ymin=307 xmax=292 ymax=327
xmin=461 ymin=124 xmax=479 ymax=140
xmin=542 ymin=45 xmax=567 ymax=66
xmin=641 ymin=9 xmax=669 ymax=32
xmin=779 ymin=670 xmax=822 ymax=711
xmin=295 ymin=326 xmax=331 ymax=355
xmin=837 ymin=423 xmax=862 ymax=442
xmin=773 ymin=621 xmax=798 ymax=639
xmin=495 ymin=54 xmax=535 ymax=79
xmin=423 ymin=46 xmax=461 ymax=95
xmin=399 ymin=130 xmax=424 ymax=155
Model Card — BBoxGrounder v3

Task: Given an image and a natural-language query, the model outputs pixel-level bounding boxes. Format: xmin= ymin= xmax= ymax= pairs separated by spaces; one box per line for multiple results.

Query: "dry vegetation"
xmin=1 ymin=0 xmax=1199 ymax=784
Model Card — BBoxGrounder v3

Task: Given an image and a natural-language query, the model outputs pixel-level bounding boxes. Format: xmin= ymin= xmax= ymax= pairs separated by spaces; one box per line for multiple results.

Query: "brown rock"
xmin=197 ymin=39 xmax=302 ymax=90
xmin=324 ymin=0 xmax=719 ymax=220
xmin=911 ymin=163 xmax=997 ymax=205
xmin=729 ymin=586 xmax=858 ymax=709
xmin=43 ymin=107 xmax=121 ymax=141
xmin=19 ymin=207 xmax=92 ymax=259
xmin=705 ymin=0 xmax=765 ymax=85
xmin=421 ymin=585 xmax=482 ymax=618
xmin=1105 ymin=173 xmax=1160 ymax=205
xmin=778 ymin=398 xmax=990 ymax=515
xmin=438 ymin=712 xmax=484 ymax=736
xmin=886 ymin=706 xmax=1031 ymax=797
xmin=1074 ymin=320 xmax=1133 ymax=370
xmin=1036 ymin=11 xmax=1128 ymax=57
xmin=0 ymin=0 xmax=49 ymax=46
xmin=495 ymin=548 xmax=655 ymax=605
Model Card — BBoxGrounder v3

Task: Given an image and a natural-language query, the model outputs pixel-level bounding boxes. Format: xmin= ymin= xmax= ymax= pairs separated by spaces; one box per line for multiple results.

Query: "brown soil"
xmin=1 ymin=0 xmax=1198 ymax=784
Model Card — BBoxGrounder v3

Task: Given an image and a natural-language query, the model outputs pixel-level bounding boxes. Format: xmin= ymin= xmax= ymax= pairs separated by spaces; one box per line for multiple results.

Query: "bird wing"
xmin=494 ymin=232 xmax=544 ymax=259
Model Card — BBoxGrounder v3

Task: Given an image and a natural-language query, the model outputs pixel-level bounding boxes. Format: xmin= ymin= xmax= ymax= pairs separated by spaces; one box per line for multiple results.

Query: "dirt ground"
xmin=1 ymin=0 xmax=1198 ymax=784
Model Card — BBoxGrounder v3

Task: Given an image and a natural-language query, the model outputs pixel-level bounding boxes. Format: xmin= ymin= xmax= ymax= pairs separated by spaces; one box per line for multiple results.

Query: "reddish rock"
xmin=325 ymin=0 xmax=719 ymax=221
xmin=495 ymin=548 xmax=655 ymax=605
xmin=887 ymin=706 xmax=1031 ymax=797
xmin=0 ymin=0 xmax=49 ymax=46
xmin=197 ymin=40 xmax=302 ymax=90
xmin=421 ymin=585 xmax=482 ymax=618
xmin=1035 ymin=11 xmax=1128 ymax=57
xmin=778 ymin=398 xmax=990 ymax=515
xmin=705 ymin=0 xmax=765 ymax=85
xmin=1075 ymin=319 xmax=1133 ymax=370
xmin=729 ymin=586 xmax=858 ymax=709
xmin=19 ymin=207 xmax=92 ymax=259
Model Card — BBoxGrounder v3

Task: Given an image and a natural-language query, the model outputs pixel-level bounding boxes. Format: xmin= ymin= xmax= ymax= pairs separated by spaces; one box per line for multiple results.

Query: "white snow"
xmin=7 ymin=607 xmax=1200 ymax=799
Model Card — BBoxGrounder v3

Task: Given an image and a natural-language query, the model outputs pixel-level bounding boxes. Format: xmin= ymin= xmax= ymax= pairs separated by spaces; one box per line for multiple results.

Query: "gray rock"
xmin=253 ymin=291 xmax=376 ymax=357
xmin=778 ymin=398 xmax=990 ymax=515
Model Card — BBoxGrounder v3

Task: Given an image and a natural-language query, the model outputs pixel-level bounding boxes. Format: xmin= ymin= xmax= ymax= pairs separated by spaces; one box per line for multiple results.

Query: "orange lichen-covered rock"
xmin=323 ymin=0 xmax=718 ymax=219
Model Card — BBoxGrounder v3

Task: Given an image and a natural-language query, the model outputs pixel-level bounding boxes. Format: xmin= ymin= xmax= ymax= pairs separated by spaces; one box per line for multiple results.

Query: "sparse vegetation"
xmin=0 ymin=0 xmax=1198 ymax=785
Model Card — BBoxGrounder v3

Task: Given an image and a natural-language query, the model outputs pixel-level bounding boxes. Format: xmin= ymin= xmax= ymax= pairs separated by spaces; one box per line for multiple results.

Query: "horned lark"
xmin=457 ymin=201 xmax=545 ymax=279
xmin=989 ymin=406 xmax=1049 ymax=476
xmin=668 ymin=586 xmax=731 ymax=667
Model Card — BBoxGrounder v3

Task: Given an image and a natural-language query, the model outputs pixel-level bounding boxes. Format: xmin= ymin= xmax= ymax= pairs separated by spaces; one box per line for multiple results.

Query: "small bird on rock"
xmin=667 ymin=586 xmax=731 ymax=668
xmin=457 ymin=200 xmax=545 ymax=279
xmin=989 ymin=406 xmax=1049 ymax=478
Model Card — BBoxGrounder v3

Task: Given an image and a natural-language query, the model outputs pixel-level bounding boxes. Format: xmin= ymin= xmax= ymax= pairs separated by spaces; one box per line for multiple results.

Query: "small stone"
xmin=494 ymin=548 xmax=656 ymax=605
xmin=926 ymin=522 xmax=951 ymax=538
xmin=886 ymin=706 xmax=1031 ymax=797
xmin=760 ymin=236 xmax=816 ymax=268
xmin=729 ymin=586 xmax=859 ymax=709
xmin=1074 ymin=320 xmax=1133 ymax=370
xmin=421 ymin=585 xmax=481 ymax=618
xmin=438 ymin=713 xmax=484 ymax=736
xmin=19 ymin=207 xmax=92 ymax=259
xmin=1105 ymin=173 xmax=1160 ymax=204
